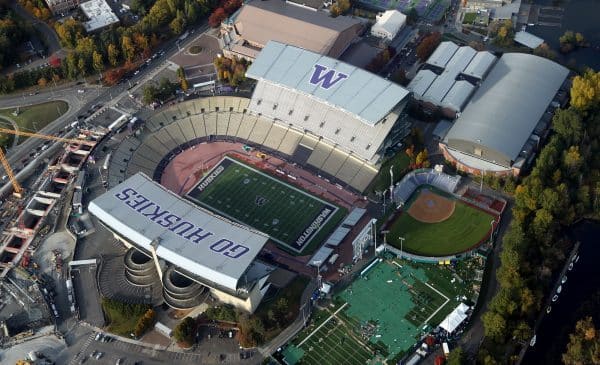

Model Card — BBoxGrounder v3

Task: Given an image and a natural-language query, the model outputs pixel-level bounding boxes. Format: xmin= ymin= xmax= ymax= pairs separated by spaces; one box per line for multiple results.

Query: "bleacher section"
xmin=393 ymin=169 xmax=462 ymax=204
xmin=108 ymin=96 xmax=380 ymax=192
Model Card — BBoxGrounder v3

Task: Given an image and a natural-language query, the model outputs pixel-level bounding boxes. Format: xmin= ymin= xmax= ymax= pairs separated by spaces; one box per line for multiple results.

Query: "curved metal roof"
xmin=445 ymin=53 xmax=569 ymax=161
xmin=89 ymin=173 xmax=269 ymax=291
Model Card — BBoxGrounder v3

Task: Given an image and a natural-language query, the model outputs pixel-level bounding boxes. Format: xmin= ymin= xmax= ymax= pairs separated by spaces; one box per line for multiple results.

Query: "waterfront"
xmin=527 ymin=0 xmax=600 ymax=71
xmin=522 ymin=220 xmax=600 ymax=364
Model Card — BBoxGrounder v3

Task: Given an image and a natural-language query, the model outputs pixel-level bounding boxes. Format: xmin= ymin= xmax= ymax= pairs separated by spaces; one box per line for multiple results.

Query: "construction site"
xmin=0 ymin=124 xmax=107 ymax=343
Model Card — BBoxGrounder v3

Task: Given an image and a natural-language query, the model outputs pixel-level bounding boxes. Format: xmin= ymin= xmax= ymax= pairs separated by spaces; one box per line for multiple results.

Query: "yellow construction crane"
xmin=0 ymin=127 xmax=87 ymax=198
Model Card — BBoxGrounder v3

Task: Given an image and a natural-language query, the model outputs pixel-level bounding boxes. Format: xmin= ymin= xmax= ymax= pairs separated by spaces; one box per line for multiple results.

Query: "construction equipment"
xmin=0 ymin=127 xmax=86 ymax=198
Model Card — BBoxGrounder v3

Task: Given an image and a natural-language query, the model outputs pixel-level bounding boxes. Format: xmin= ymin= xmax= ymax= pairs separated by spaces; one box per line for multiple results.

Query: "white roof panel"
xmin=514 ymin=31 xmax=545 ymax=49
xmin=462 ymin=51 xmax=496 ymax=79
xmin=88 ymin=173 xmax=269 ymax=291
xmin=246 ymin=41 xmax=409 ymax=126
xmin=426 ymin=41 xmax=459 ymax=68
xmin=441 ymin=80 xmax=475 ymax=112
xmin=407 ymin=69 xmax=437 ymax=96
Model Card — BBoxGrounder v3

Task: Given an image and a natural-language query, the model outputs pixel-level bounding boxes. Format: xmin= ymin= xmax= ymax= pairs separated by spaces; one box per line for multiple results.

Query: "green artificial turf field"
xmin=388 ymin=192 xmax=494 ymax=256
xmin=186 ymin=157 xmax=344 ymax=253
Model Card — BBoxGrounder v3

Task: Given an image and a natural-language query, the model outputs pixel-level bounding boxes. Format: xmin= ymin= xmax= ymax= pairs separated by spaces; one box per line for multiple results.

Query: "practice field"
xmin=186 ymin=157 xmax=345 ymax=253
xmin=283 ymin=259 xmax=471 ymax=363
xmin=388 ymin=187 xmax=494 ymax=256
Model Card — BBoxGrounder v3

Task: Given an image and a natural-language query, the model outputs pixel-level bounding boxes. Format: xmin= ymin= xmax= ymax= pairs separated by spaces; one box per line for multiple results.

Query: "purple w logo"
xmin=309 ymin=64 xmax=348 ymax=90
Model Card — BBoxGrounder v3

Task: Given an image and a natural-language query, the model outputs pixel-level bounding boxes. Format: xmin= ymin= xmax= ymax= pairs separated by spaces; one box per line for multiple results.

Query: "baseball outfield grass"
xmin=388 ymin=200 xmax=494 ymax=256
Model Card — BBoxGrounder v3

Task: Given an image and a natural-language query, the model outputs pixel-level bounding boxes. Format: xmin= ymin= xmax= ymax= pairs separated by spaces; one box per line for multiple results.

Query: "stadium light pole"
xmin=398 ymin=236 xmax=405 ymax=259
xmin=389 ymin=165 xmax=394 ymax=204
xmin=489 ymin=220 xmax=496 ymax=244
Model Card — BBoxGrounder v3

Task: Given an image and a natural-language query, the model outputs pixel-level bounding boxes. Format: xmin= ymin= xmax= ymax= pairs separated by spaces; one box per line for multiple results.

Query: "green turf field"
xmin=284 ymin=259 xmax=474 ymax=363
xmin=284 ymin=315 xmax=374 ymax=365
xmin=388 ymin=193 xmax=494 ymax=256
xmin=186 ymin=157 xmax=345 ymax=253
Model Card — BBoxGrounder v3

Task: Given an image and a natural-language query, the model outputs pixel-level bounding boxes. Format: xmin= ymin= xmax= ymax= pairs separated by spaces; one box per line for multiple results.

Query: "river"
xmin=527 ymin=0 xmax=600 ymax=71
xmin=522 ymin=220 xmax=600 ymax=364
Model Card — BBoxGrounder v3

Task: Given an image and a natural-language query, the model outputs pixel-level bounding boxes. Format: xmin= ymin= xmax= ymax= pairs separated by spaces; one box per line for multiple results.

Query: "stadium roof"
xmin=88 ymin=173 xmax=269 ymax=291
xmin=233 ymin=0 xmax=362 ymax=58
xmin=246 ymin=41 xmax=410 ymax=126
xmin=408 ymin=42 xmax=497 ymax=113
xmin=445 ymin=53 xmax=569 ymax=162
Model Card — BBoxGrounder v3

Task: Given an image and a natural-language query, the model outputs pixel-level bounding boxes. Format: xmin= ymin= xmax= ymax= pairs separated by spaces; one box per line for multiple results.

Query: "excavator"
xmin=0 ymin=127 xmax=86 ymax=198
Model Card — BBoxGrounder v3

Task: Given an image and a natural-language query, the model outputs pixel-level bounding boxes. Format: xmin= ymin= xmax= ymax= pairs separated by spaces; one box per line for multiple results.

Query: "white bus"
xmin=107 ymin=115 xmax=129 ymax=131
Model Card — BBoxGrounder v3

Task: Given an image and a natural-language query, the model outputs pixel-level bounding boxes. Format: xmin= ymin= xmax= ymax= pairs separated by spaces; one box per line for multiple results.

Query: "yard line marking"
xmin=298 ymin=302 xmax=348 ymax=347
xmin=422 ymin=281 xmax=450 ymax=325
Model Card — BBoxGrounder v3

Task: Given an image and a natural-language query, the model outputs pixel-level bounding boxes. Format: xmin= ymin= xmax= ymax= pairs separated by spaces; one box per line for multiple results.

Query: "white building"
xmin=80 ymin=0 xmax=119 ymax=32
xmin=89 ymin=173 xmax=272 ymax=312
xmin=246 ymin=41 xmax=411 ymax=165
xmin=371 ymin=10 xmax=406 ymax=41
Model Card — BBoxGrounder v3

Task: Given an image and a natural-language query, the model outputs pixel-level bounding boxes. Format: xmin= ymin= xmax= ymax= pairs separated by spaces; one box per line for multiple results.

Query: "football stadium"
xmin=93 ymin=40 xmax=412 ymax=312
xmin=186 ymin=156 xmax=346 ymax=253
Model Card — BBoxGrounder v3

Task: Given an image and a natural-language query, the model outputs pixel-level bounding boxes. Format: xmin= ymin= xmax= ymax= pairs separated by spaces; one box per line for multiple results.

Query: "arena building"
xmin=440 ymin=53 xmax=570 ymax=176
xmin=89 ymin=173 xmax=273 ymax=312
xmin=220 ymin=0 xmax=363 ymax=60
xmin=246 ymin=41 xmax=411 ymax=165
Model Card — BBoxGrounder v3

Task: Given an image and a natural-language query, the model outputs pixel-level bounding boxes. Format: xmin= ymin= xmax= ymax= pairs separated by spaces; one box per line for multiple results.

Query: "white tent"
xmin=439 ymin=303 xmax=470 ymax=333
xmin=371 ymin=10 xmax=406 ymax=41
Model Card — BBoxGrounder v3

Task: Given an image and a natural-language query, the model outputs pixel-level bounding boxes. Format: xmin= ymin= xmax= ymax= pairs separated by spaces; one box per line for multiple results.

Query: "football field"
xmin=186 ymin=157 xmax=344 ymax=253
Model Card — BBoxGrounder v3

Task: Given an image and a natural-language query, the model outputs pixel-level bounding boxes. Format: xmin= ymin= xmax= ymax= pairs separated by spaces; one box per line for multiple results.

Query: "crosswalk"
xmin=69 ymin=332 xmax=95 ymax=365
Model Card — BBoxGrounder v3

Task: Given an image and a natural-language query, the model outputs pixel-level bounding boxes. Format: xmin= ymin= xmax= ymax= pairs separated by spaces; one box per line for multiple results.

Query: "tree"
xmin=533 ymin=43 xmax=557 ymax=60
xmin=37 ymin=77 xmax=47 ymax=87
xmin=482 ymin=310 xmax=507 ymax=341
xmin=562 ymin=316 xmax=600 ymax=365
xmin=142 ymin=84 xmax=159 ymax=104
xmin=134 ymin=308 xmax=156 ymax=337
xmin=121 ymin=36 xmax=136 ymax=61
xmin=416 ymin=32 xmax=441 ymax=62
xmin=173 ymin=317 xmax=196 ymax=347
xmin=107 ymin=43 xmax=119 ymax=67
xmin=92 ymin=51 xmax=104 ymax=74
xmin=406 ymin=7 xmax=419 ymax=24
xmin=552 ymin=108 xmax=583 ymax=145
xmin=570 ymin=70 xmax=600 ymax=111
xmin=180 ymin=78 xmax=189 ymax=91
xmin=170 ymin=11 xmax=186 ymax=35
xmin=208 ymin=8 xmax=227 ymax=28
xmin=330 ymin=0 xmax=350 ymax=17
xmin=238 ymin=314 xmax=265 ymax=347
xmin=563 ymin=146 xmax=582 ymax=173
xmin=446 ymin=347 xmax=464 ymax=365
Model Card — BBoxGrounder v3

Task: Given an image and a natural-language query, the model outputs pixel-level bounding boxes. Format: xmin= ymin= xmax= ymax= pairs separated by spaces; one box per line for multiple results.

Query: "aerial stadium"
xmin=91 ymin=40 xmax=411 ymax=312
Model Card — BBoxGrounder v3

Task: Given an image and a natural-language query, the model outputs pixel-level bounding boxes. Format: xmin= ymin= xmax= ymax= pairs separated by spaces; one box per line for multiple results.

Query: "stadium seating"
xmin=108 ymin=96 xmax=382 ymax=192
xmin=393 ymin=169 xmax=461 ymax=204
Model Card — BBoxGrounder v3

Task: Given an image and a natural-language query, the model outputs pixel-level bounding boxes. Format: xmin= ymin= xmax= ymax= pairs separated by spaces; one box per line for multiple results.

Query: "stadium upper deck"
xmin=246 ymin=41 xmax=411 ymax=163
xmin=89 ymin=173 xmax=269 ymax=292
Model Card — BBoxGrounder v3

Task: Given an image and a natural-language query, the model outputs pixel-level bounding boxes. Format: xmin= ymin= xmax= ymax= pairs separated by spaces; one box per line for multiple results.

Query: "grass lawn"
xmin=102 ymin=299 xmax=150 ymax=337
xmin=369 ymin=151 xmax=410 ymax=194
xmin=187 ymin=157 xmax=344 ymax=254
xmin=0 ymin=101 xmax=68 ymax=147
xmin=388 ymin=201 xmax=494 ymax=256
xmin=463 ymin=12 xmax=477 ymax=24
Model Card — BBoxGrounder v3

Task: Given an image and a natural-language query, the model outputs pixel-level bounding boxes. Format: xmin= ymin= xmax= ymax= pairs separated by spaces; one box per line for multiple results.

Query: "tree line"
xmin=0 ymin=0 xmax=221 ymax=93
xmin=479 ymin=70 xmax=600 ymax=364
xmin=0 ymin=4 xmax=34 ymax=70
